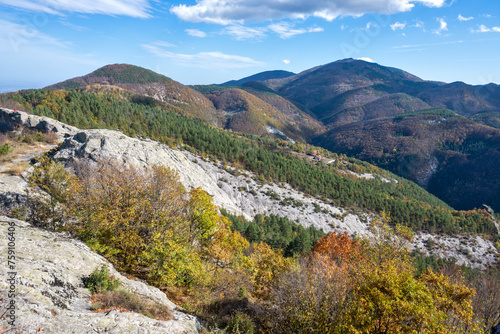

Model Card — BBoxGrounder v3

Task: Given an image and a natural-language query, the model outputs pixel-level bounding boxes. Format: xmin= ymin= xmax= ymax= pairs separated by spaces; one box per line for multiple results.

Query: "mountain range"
xmin=4 ymin=58 xmax=500 ymax=212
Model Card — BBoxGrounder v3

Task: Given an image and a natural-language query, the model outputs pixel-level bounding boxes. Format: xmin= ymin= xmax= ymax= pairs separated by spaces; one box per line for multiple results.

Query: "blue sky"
xmin=0 ymin=0 xmax=499 ymax=92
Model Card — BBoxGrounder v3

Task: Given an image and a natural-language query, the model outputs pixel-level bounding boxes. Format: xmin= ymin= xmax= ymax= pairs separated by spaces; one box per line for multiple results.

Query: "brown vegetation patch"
xmin=90 ymin=290 xmax=174 ymax=321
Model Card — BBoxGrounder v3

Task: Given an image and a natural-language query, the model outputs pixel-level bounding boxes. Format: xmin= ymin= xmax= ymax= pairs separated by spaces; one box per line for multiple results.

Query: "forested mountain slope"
xmin=1 ymin=103 xmax=499 ymax=333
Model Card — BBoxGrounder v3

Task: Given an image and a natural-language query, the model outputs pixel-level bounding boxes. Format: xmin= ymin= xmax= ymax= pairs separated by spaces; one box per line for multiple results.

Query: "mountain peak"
xmin=222 ymin=70 xmax=296 ymax=86
xmin=46 ymin=63 xmax=173 ymax=90
xmin=89 ymin=64 xmax=172 ymax=84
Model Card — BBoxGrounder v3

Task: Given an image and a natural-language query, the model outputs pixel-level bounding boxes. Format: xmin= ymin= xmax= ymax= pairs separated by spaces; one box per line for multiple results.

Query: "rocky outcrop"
xmin=0 ymin=216 xmax=202 ymax=333
xmin=0 ymin=174 xmax=28 ymax=214
xmin=0 ymin=107 xmax=78 ymax=140
xmin=413 ymin=233 xmax=499 ymax=269
xmin=0 ymin=108 xmax=78 ymax=213
xmin=52 ymin=128 xmax=367 ymax=234
xmin=1 ymin=107 xmax=498 ymax=269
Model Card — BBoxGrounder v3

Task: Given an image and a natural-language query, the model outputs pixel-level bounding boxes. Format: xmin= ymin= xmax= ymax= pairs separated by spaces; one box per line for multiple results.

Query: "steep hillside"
xmin=2 ymin=92 xmax=497 ymax=240
xmin=314 ymin=109 xmax=500 ymax=211
xmin=222 ymin=70 xmax=295 ymax=86
xmin=204 ymin=87 xmax=323 ymax=140
xmin=413 ymin=82 xmax=500 ymax=117
xmin=46 ymin=64 xmax=217 ymax=123
xmin=271 ymin=58 xmax=423 ymax=111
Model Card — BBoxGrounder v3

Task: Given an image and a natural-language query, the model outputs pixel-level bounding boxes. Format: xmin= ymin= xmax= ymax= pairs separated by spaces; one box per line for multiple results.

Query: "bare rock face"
xmin=52 ymin=128 xmax=368 ymax=235
xmin=0 ymin=216 xmax=202 ymax=333
xmin=0 ymin=174 xmax=28 ymax=214
xmin=0 ymin=107 xmax=78 ymax=140
xmin=1 ymin=107 xmax=497 ymax=271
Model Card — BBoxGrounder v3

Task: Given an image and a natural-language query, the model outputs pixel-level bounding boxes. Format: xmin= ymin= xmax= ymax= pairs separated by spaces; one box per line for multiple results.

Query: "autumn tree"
xmin=264 ymin=217 xmax=478 ymax=334
xmin=28 ymin=158 xmax=251 ymax=290
xmin=346 ymin=219 xmax=477 ymax=334
xmin=259 ymin=232 xmax=358 ymax=333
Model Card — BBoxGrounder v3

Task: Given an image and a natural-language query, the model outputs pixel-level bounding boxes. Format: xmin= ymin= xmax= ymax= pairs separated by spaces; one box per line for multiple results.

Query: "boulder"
xmin=0 ymin=107 xmax=78 ymax=140
xmin=0 ymin=174 xmax=28 ymax=214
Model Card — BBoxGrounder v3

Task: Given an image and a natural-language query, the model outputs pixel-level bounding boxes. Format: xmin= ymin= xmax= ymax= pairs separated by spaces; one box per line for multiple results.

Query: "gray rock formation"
xmin=0 ymin=107 xmax=78 ymax=140
xmin=52 ymin=128 xmax=368 ymax=235
xmin=1 ymin=107 xmax=498 ymax=269
xmin=0 ymin=216 xmax=202 ymax=333
xmin=0 ymin=174 xmax=28 ymax=214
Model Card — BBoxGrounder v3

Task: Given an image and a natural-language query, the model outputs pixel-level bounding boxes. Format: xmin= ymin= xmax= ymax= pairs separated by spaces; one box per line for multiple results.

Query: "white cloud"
xmin=458 ymin=14 xmax=473 ymax=21
xmin=186 ymin=29 xmax=207 ymax=37
xmin=0 ymin=0 xmax=150 ymax=17
xmin=0 ymin=19 xmax=101 ymax=89
xmin=433 ymin=17 xmax=448 ymax=35
xmin=221 ymin=22 xmax=322 ymax=40
xmin=59 ymin=20 xmax=88 ymax=31
xmin=171 ymin=0 xmax=446 ymax=25
xmin=413 ymin=20 xmax=424 ymax=29
xmin=151 ymin=40 xmax=177 ymax=47
xmin=472 ymin=25 xmax=500 ymax=33
xmin=142 ymin=44 xmax=265 ymax=69
xmin=357 ymin=57 xmax=375 ymax=63
xmin=393 ymin=40 xmax=463 ymax=49
xmin=222 ymin=25 xmax=267 ymax=40
xmin=268 ymin=22 xmax=323 ymax=39
xmin=282 ymin=59 xmax=291 ymax=64
xmin=390 ymin=21 xmax=406 ymax=30
xmin=0 ymin=19 xmax=67 ymax=53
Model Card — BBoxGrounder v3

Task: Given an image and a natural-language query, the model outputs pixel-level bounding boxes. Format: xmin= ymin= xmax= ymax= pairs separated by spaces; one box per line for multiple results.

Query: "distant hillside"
xmin=312 ymin=88 xmax=432 ymax=127
xmin=413 ymin=82 xmax=500 ymax=117
xmin=205 ymin=87 xmax=323 ymax=140
xmin=470 ymin=111 xmax=500 ymax=129
xmin=47 ymin=64 xmax=173 ymax=89
xmin=222 ymin=70 xmax=295 ymax=86
xmin=261 ymin=59 xmax=500 ymax=120
xmin=269 ymin=59 xmax=423 ymax=111
xmin=46 ymin=64 xmax=217 ymax=124
xmin=10 ymin=59 xmax=500 ymax=213
xmin=314 ymin=108 xmax=500 ymax=211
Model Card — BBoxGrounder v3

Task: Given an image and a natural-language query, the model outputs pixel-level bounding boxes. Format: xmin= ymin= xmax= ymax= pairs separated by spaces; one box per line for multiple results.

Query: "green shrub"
xmin=0 ymin=142 xmax=12 ymax=155
xmin=20 ymin=133 xmax=34 ymax=144
xmin=226 ymin=312 xmax=255 ymax=334
xmin=9 ymin=207 xmax=27 ymax=220
xmin=84 ymin=265 xmax=120 ymax=294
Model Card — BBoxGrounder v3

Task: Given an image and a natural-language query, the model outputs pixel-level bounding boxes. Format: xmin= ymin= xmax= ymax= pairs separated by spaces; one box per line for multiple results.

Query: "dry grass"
xmin=0 ymin=129 xmax=59 ymax=176
xmin=3 ymin=162 xmax=31 ymax=176
xmin=90 ymin=290 xmax=174 ymax=321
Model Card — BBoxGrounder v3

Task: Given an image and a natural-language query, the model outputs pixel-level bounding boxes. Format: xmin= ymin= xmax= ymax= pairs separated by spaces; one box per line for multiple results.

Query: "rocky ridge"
xmin=0 ymin=216 xmax=202 ymax=333
xmin=0 ymin=107 xmax=498 ymax=267
xmin=52 ymin=127 xmax=367 ymax=235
